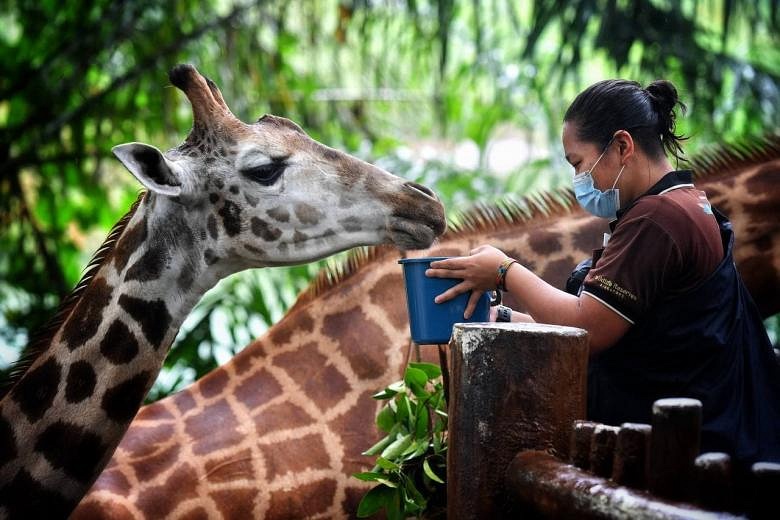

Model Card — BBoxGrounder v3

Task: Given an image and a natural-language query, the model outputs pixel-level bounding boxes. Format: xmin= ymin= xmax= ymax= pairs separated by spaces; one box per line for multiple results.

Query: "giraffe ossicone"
xmin=0 ymin=64 xmax=445 ymax=519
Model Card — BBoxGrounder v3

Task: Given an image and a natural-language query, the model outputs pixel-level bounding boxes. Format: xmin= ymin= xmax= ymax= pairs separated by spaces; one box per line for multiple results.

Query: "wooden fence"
xmin=445 ymin=323 xmax=779 ymax=519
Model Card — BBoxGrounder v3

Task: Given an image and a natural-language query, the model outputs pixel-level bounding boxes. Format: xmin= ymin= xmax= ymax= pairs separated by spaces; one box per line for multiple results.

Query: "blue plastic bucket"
xmin=398 ymin=257 xmax=491 ymax=344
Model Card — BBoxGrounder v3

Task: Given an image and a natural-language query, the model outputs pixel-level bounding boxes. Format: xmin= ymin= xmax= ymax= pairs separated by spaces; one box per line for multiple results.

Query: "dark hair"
xmin=564 ymin=79 xmax=687 ymax=162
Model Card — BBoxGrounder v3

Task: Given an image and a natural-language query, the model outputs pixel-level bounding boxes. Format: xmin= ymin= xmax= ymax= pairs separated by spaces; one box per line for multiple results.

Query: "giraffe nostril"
xmin=404 ymin=182 xmax=438 ymax=201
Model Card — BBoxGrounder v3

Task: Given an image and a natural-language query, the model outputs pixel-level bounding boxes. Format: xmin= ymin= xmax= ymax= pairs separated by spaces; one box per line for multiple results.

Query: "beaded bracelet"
xmin=495 ymin=258 xmax=519 ymax=292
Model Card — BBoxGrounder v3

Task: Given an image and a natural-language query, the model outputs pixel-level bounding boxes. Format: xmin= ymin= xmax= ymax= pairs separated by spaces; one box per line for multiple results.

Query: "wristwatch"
xmin=496 ymin=305 xmax=512 ymax=322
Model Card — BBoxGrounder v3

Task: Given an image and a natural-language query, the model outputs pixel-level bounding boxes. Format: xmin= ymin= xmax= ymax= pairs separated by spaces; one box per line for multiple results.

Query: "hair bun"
xmin=645 ymin=80 xmax=679 ymax=115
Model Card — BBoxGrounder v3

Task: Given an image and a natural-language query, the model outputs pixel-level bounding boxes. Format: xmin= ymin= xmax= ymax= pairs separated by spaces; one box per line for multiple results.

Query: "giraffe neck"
xmin=76 ymin=138 xmax=780 ymax=518
xmin=0 ymin=193 xmax=233 ymax=516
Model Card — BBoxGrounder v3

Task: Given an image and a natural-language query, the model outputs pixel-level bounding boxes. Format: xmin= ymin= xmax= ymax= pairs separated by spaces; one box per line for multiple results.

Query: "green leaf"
xmin=381 ymin=433 xmax=412 ymax=461
xmin=376 ymin=405 xmax=395 ymax=433
xmin=353 ymin=471 xmax=386 ymax=482
xmin=415 ymin=403 xmax=430 ymax=438
xmin=362 ymin=425 xmax=398 ymax=456
xmin=404 ymin=366 xmax=428 ymax=388
xmin=423 ymin=458 xmax=445 ymax=484
xmin=376 ymin=456 xmax=400 ymax=471
xmin=409 ymin=362 xmax=442 ymax=379
xmin=403 ymin=475 xmax=427 ymax=511
xmin=357 ymin=485 xmax=396 ymax=518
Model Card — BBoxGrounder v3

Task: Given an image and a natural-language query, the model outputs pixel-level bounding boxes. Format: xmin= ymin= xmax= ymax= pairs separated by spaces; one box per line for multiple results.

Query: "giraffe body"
xmin=74 ymin=141 xmax=780 ymax=518
xmin=0 ymin=65 xmax=445 ymax=519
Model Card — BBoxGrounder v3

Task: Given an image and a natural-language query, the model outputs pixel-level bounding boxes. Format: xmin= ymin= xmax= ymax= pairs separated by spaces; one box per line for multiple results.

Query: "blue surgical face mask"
xmin=572 ymin=142 xmax=626 ymax=219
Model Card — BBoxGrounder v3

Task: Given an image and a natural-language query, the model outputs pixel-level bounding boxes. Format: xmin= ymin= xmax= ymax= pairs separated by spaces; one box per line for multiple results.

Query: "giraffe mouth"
xmin=388 ymin=218 xmax=440 ymax=250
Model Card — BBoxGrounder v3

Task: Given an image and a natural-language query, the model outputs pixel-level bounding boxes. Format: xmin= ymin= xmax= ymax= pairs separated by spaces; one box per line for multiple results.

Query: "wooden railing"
xmin=445 ymin=323 xmax=779 ymax=519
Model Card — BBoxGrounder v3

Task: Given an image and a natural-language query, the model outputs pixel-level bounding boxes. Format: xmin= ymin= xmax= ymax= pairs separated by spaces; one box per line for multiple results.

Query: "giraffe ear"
xmin=113 ymin=143 xmax=182 ymax=197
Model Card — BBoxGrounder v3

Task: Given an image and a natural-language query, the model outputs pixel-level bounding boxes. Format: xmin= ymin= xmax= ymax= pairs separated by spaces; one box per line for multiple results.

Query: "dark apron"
xmin=585 ymin=210 xmax=780 ymax=465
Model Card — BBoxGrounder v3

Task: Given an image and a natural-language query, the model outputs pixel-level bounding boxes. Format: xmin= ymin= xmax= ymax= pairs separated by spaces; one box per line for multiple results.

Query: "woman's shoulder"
xmin=626 ymin=187 xmax=709 ymax=227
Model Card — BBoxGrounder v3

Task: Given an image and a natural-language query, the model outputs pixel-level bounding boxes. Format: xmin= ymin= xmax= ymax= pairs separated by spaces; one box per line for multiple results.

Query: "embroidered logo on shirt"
xmin=592 ymin=275 xmax=638 ymax=302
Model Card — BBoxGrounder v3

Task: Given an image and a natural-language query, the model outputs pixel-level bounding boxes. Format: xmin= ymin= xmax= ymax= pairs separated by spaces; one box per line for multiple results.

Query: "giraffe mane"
xmin=687 ymin=132 xmax=780 ymax=181
xmin=0 ymin=192 xmax=147 ymax=399
xmin=291 ymin=132 xmax=780 ymax=309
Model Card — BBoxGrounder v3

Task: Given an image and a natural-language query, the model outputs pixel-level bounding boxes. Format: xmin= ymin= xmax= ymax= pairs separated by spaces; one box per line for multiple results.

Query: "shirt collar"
xmin=610 ymin=170 xmax=694 ymax=229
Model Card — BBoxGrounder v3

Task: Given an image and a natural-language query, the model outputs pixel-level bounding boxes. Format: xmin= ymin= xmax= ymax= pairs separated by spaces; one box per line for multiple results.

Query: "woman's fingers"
xmin=463 ymin=290 xmax=484 ymax=319
xmin=433 ymin=281 xmax=471 ymax=303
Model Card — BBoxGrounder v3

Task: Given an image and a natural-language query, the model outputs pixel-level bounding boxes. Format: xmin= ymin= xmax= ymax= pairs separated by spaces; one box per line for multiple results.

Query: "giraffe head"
xmin=112 ymin=64 xmax=445 ymax=272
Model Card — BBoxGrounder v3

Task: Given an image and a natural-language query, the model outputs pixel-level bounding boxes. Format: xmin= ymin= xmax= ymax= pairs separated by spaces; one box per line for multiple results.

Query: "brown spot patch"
xmin=185 ymin=399 xmax=242 ymax=455
xmin=61 ymin=277 xmax=113 ymax=350
xmin=274 ymin=343 xmax=352 ymax=411
xmin=114 ymin=220 xmax=148 ymax=273
xmin=131 ymin=443 xmax=180 ymax=482
xmin=573 ymin=217 xmax=607 ymax=254
xmin=294 ymin=203 xmax=323 ymax=225
xmin=136 ymin=463 xmax=200 ymax=518
xmin=179 ymin=507 xmax=209 ymax=520
xmin=322 ymin=306 xmax=390 ymax=379
xmin=528 ymin=230 xmax=563 ymax=256
xmin=218 ymin=199 xmax=242 ymax=236
xmin=35 ymin=421 xmax=108 ymax=483
xmin=327 ymin=390 xmax=381 ymax=475
xmin=269 ymin=312 xmax=313 ymax=346
xmin=259 ymin=433 xmax=331 ymax=481
xmin=204 ymin=447 xmax=255 ymax=483
xmin=64 ymin=361 xmax=97 ymax=403
xmin=254 ymin=401 xmax=312 ymax=437
xmin=234 ymin=367 xmax=283 ymax=411
xmin=199 ymin=368 xmax=229 ymax=399
xmin=102 ymin=371 xmax=153 ymax=423
xmin=267 ymin=206 xmax=290 ymax=222
xmin=368 ymin=272 xmax=407 ymax=330
xmin=173 ymin=391 xmax=197 ymax=415
xmin=266 ymin=478 xmax=337 ymax=518
xmin=122 ymin=422 xmax=176 ymax=458
xmin=125 ymin=244 xmax=167 ymax=282
xmin=251 ymin=217 xmax=282 ymax=241
xmin=93 ymin=468 xmax=131 ymax=497
xmin=11 ymin=357 xmax=62 ymax=422
xmin=207 ymin=214 xmax=219 ymax=239
xmin=118 ymin=295 xmax=172 ymax=347
xmin=210 ymin=488 xmax=258 ymax=518
xmin=100 ymin=320 xmax=139 ymax=365
xmin=338 ymin=216 xmax=362 ymax=232
xmin=540 ymin=257 xmax=579 ymax=290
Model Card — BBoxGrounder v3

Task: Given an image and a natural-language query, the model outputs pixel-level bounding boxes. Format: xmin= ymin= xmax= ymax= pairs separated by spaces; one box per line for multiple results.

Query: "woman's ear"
xmin=112 ymin=142 xmax=182 ymax=197
xmin=615 ymin=130 xmax=635 ymax=161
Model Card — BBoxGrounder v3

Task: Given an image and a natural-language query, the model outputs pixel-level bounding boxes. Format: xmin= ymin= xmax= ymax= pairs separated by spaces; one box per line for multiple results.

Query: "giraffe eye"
xmin=241 ymin=159 xmax=287 ymax=186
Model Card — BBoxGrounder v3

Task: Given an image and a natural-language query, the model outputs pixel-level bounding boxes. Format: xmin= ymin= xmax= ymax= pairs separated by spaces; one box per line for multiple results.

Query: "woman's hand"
xmin=426 ymin=245 xmax=508 ymax=318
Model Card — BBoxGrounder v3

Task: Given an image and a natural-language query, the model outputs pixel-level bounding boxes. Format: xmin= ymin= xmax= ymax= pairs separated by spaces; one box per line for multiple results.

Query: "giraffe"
xmin=73 ymin=137 xmax=780 ymax=519
xmin=0 ymin=64 xmax=446 ymax=519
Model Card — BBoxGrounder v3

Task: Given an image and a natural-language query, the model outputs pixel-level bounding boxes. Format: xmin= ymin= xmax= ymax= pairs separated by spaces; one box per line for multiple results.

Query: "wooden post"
xmin=589 ymin=424 xmax=619 ymax=478
xmin=570 ymin=420 xmax=598 ymax=470
xmin=694 ymin=452 xmax=733 ymax=512
xmin=750 ymin=461 xmax=780 ymax=519
xmin=648 ymin=398 xmax=702 ymax=502
xmin=612 ymin=423 xmax=651 ymax=489
xmin=447 ymin=323 xmax=589 ymax=520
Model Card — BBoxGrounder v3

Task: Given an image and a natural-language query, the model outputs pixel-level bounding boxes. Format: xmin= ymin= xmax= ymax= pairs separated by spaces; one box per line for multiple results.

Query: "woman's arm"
xmin=427 ymin=246 xmax=630 ymax=353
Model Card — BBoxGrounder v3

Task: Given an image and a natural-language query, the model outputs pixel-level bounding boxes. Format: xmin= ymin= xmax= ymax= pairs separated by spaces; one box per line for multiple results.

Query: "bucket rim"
xmin=397 ymin=256 xmax=454 ymax=264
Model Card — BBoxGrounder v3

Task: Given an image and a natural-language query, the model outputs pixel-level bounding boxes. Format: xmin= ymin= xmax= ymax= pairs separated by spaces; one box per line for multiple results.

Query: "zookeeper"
xmin=425 ymin=78 xmax=780 ymax=465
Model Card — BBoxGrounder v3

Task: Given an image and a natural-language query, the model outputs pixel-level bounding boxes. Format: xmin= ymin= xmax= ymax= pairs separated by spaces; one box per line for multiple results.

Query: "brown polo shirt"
xmin=581 ymin=175 xmax=724 ymax=324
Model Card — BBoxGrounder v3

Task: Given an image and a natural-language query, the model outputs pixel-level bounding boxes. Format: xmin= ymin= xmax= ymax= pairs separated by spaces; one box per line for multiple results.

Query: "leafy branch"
xmin=354 ymin=362 xmax=448 ymax=519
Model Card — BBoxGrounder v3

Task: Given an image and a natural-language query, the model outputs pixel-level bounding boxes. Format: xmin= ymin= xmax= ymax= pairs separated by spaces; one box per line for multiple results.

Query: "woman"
xmin=426 ymin=79 xmax=780 ymax=465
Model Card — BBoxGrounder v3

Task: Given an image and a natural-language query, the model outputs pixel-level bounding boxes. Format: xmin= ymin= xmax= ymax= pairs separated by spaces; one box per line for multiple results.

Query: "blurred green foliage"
xmin=1 ymin=0 xmax=778 ymax=399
